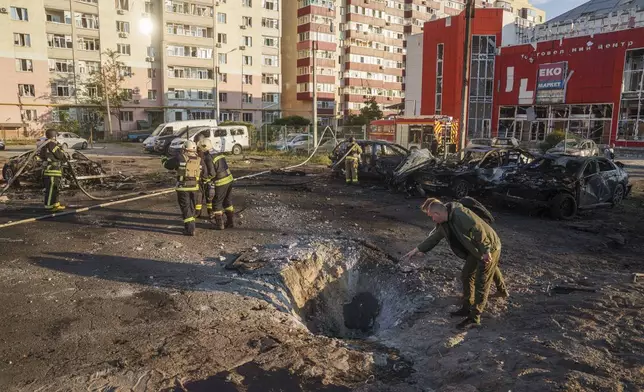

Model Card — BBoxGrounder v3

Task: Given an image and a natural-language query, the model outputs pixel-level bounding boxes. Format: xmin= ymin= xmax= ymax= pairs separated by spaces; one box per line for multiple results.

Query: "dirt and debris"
xmin=0 ymin=147 xmax=643 ymax=391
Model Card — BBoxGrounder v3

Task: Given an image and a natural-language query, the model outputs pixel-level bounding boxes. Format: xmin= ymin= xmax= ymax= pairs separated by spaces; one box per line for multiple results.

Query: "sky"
xmin=531 ymin=0 xmax=589 ymax=20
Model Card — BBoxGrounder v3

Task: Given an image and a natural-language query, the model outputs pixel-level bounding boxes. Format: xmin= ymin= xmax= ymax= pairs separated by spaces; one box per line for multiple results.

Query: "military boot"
xmin=225 ymin=211 xmax=235 ymax=228
xmin=212 ymin=214 xmax=225 ymax=230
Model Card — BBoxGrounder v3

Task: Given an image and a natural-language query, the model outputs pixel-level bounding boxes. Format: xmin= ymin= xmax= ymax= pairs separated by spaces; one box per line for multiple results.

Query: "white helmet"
xmin=183 ymin=140 xmax=197 ymax=152
xmin=197 ymin=138 xmax=212 ymax=151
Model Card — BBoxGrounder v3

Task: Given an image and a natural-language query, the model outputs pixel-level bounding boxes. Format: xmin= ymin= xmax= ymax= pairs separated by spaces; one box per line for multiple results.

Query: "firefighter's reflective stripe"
xmin=213 ymin=155 xmax=224 ymax=164
xmin=183 ymin=216 xmax=196 ymax=223
xmin=206 ymin=203 xmax=213 ymax=208
xmin=195 ymin=204 xmax=202 ymax=210
xmin=178 ymin=162 xmax=187 ymax=181
xmin=224 ymin=206 xmax=234 ymax=212
xmin=346 ymin=156 xmax=359 ymax=161
xmin=214 ymin=174 xmax=233 ymax=186
xmin=44 ymin=169 xmax=63 ymax=176
xmin=176 ymin=186 xmax=199 ymax=191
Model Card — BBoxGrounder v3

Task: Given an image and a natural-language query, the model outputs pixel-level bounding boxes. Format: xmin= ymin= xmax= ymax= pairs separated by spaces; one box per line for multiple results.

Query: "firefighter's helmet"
xmin=183 ymin=140 xmax=197 ymax=152
xmin=197 ymin=138 xmax=212 ymax=152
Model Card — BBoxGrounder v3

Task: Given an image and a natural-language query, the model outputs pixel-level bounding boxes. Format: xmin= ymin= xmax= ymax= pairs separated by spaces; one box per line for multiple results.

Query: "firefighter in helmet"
xmin=344 ymin=136 xmax=363 ymax=185
xmin=194 ymin=134 xmax=216 ymax=218
xmin=39 ymin=129 xmax=67 ymax=211
xmin=210 ymin=149 xmax=235 ymax=230
xmin=162 ymin=140 xmax=202 ymax=236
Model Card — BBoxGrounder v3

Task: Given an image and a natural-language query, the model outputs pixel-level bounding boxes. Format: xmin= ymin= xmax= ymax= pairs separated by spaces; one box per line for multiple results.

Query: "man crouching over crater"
xmin=404 ymin=198 xmax=506 ymax=329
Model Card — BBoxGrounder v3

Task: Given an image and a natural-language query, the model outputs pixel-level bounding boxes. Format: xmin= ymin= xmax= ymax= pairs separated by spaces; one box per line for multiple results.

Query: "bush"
xmin=272 ymin=116 xmax=311 ymax=126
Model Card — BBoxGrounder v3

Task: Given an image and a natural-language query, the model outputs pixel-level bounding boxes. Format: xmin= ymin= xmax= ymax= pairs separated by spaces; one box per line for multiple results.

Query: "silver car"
xmin=547 ymin=139 xmax=599 ymax=157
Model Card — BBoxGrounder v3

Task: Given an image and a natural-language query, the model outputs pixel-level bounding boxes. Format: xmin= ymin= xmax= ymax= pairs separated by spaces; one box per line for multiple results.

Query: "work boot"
xmin=456 ymin=317 xmax=480 ymax=329
xmin=212 ymin=214 xmax=225 ymax=230
xmin=490 ymin=290 xmax=510 ymax=299
xmin=184 ymin=222 xmax=196 ymax=236
xmin=225 ymin=211 xmax=235 ymax=228
xmin=47 ymin=204 xmax=66 ymax=212
xmin=450 ymin=307 xmax=471 ymax=317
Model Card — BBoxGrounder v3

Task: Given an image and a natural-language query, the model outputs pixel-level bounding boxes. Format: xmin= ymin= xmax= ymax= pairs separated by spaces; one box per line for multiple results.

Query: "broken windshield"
xmin=526 ymin=156 xmax=583 ymax=176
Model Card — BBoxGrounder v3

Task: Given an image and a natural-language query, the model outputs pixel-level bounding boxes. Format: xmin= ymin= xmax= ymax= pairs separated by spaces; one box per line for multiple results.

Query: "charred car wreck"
xmin=392 ymin=146 xmax=534 ymax=198
xmin=495 ymin=155 xmax=631 ymax=219
xmin=2 ymin=150 xmax=106 ymax=188
xmin=330 ymin=140 xmax=410 ymax=180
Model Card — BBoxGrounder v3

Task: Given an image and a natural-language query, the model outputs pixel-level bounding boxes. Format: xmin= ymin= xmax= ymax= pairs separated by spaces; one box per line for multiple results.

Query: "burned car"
xmin=393 ymin=146 xmax=534 ymax=198
xmin=495 ymin=155 xmax=631 ymax=219
xmin=330 ymin=140 xmax=409 ymax=180
xmin=2 ymin=150 xmax=105 ymax=188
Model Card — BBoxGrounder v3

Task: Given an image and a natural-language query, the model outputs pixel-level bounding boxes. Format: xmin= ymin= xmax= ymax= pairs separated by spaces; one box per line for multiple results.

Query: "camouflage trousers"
xmin=461 ymin=248 xmax=505 ymax=323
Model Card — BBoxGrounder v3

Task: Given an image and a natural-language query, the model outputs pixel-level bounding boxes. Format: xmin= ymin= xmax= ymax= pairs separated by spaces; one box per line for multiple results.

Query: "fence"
xmin=250 ymin=125 xmax=367 ymax=154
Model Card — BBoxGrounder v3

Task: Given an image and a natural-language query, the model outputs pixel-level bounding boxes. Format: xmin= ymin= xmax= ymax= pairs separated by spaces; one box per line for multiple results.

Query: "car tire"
xmin=232 ymin=144 xmax=242 ymax=155
xmin=2 ymin=164 xmax=19 ymax=186
xmin=451 ymin=179 xmax=471 ymax=199
xmin=611 ymin=184 xmax=625 ymax=207
xmin=550 ymin=193 xmax=577 ymax=220
xmin=81 ymin=142 xmax=88 ymax=150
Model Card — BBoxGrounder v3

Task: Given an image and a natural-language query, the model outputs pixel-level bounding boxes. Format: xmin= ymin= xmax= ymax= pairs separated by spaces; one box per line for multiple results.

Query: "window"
xmin=262 ymin=93 xmax=279 ymax=103
xmin=242 ymin=93 xmax=252 ymax=103
xmin=243 ymin=74 xmax=253 ymax=84
xmin=219 ymin=73 xmax=228 ymax=82
xmin=19 ymin=84 xmax=35 ymax=97
xmin=145 ymin=2 xmax=154 ymax=13
xmin=115 ymin=0 xmax=129 ymax=10
xmin=78 ymin=61 xmax=100 ymax=74
xmin=116 ymin=21 xmax=130 ymax=33
xmin=263 ymin=55 xmax=279 ymax=67
xmin=262 ymin=73 xmax=279 ymax=84
xmin=219 ymin=92 xmax=227 ymax=102
xmin=218 ymin=53 xmax=227 ymax=64
xmin=48 ymin=34 xmax=73 ymax=49
xmin=148 ymin=90 xmax=157 ymax=99
xmin=191 ymin=111 xmax=213 ymax=120
xmin=46 ymin=9 xmax=72 ymax=24
xmin=243 ymin=55 xmax=252 ymax=66
xmin=174 ymin=112 xmax=183 ymax=121
xmin=263 ymin=0 xmax=278 ymax=10
xmin=117 ymin=44 xmax=131 ymax=55
xmin=242 ymin=16 xmax=252 ymax=27
xmin=217 ymin=12 xmax=226 ymax=23
xmin=598 ymin=159 xmax=614 ymax=172
xmin=242 ymin=36 xmax=252 ymax=47
xmin=263 ymin=36 xmax=278 ymax=48
xmin=218 ymin=33 xmax=227 ymax=44
xmin=262 ymin=18 xmax=279 ymax=29
xmin=78 ymin=37 xmax=100 ymax=51
xmin=14 ymin=33 xmax=31 ymax=47
xmin=243 ymin=113 xmax=253 ymax=122
xmin=119 ymin=66 xmax=133 ymax=76
xmin=86 ymin=86 xmax=98 ymax=97
xmin=16 ymin=59 xmax=33 ymax=72
xmin=10 ymin=7 xmax=29 ymax=21
xmin=148 ymin=68 xmax=157 ymax=78
xmin=196 ymin=90 xmax=212 ymax=100
xmin=51 ymin=83 xmax=72 ymax=97
xmin=21 ymin=109 xmax=38 ymax=121
xmin=49 ymin=59 xmax=74 ymax=73
xmin=120 ymin=111 xmax=134 ymax=122
xmin=75 ymin=13 xmax=99 ymax=29
xmin=242 ymin=0 xmax=252 ymax=6
xmin=435 ymin=43 xmax=444 ymax=114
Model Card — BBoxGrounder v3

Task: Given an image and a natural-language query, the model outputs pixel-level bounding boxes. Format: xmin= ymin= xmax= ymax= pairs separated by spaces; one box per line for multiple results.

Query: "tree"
xmin=272 ymin=116 xmax=311 ymax=126
xmin=48 ymin=109 xmax=81 ymax=135
xmin=81 ymin=49 xmax=133 ymax=137
xmin=359 ymin=97 xmax=383 ymax=124
xmin=344 ymin=114 xmax=368 ymax=126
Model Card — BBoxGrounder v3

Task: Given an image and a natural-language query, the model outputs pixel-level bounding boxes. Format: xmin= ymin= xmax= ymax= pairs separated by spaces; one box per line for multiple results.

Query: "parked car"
xmin=330 ymin=140 xmax=409 ymax=180
xmin=269 ymin=133 xmax=305 ymax=150
xmin=495 ymin=155 xmax=631 ymax=219
xmin=396 ymin=146 xmax=534 ymax=198
xmin=52 ymin=132 xmax=88 ymax=150
xmin=142 ymin=119 xmax=218 ymax=152
xmin=0 ymin=139 xmax=5 ymax=151
xmin=467 ymin=137 xmax=519 ymax=148
xmin=125 ymin=130 xmax=153 ymax=143
xmin=167 ymin=125 xmax=250 ymax=156
xmin=546 ymin=139 xmax=599 ymax=157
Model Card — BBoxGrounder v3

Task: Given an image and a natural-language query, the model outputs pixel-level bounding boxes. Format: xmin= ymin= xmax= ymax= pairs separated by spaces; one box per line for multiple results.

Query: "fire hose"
xmin=0 ymin=127 xmax=338 ymax=229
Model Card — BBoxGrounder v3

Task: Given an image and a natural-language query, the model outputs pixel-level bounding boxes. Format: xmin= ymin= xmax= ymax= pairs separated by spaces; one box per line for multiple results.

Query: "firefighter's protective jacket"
xmin=163 ymin=152 xmax=202 ymax=191
xmin=211 ymin=154 xmax=233 ymax=187
xmin=39 ymin=140 xmax=66 ymax=177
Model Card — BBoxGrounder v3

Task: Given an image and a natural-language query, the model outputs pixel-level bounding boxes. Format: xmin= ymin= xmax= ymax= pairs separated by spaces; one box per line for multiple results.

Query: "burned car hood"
xmin=501 ymin=167 xmax=577 ymax=190
xmin=392 ymin=149 xmax=437 ymax=182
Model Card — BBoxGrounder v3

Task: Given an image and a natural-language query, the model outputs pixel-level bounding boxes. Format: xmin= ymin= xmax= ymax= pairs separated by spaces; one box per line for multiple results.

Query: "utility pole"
xmin=312 ymin=40 xmax=318 ymax=148
xmin=458 ymin=0 xmax=475 ymax=157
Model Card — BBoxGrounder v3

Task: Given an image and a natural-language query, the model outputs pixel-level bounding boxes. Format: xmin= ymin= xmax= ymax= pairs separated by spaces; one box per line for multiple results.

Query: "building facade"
xmin=415 ymin=0 xmax=644 ymax=147
xmin=2 ymin=0 xmax=282 ymax=138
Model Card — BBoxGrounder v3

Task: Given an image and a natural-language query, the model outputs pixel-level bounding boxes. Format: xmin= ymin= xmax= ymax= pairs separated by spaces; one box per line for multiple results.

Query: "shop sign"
xmin=536 ymin=62 xmax=567 ymax=103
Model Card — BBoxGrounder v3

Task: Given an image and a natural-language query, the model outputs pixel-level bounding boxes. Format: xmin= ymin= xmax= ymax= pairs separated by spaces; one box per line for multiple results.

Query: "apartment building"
xmin=2 ymin=0 xmax=282 ymax=138
xmin=282 ymin=0 xmax=543 ymax=124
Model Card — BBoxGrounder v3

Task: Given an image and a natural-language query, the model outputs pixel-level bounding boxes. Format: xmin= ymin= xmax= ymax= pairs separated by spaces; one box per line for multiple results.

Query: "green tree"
xmin=344 ymin=114 xmax=368 ymax=126
xmin=359 ymin=97 xmax=383 ymax=124
xmin=539 ymin=129 xmax=578 ymax=153
xmin=48 ymin=109 xmax=81 ymax=136
xmin=81 ymin=49 xmax=133 ymax=137
xmin=272 ymin=115 xmax=311 ymax=126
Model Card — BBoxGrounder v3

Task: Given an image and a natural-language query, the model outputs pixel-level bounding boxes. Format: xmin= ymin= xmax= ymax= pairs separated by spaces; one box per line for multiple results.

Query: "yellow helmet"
xmin=183 ymin=140 xmax=197 ymax=152
xmin=197 ymin=138 xmax=212 ymax=151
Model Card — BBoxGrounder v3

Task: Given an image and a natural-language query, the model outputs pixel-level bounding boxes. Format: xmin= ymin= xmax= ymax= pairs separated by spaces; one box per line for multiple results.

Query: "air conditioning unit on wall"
xmin=118 ymin=32 xmax=128 ymax=38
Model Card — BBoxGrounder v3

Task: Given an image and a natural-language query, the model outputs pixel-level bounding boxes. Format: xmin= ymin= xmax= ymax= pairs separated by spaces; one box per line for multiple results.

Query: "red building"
xmin=419 ymin=10 xmax=644 ymax=147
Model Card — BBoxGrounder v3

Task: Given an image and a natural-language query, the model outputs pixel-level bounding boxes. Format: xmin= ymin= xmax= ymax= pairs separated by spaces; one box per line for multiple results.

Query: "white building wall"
xmin=404 ymin=33 xmax=423 ymax=116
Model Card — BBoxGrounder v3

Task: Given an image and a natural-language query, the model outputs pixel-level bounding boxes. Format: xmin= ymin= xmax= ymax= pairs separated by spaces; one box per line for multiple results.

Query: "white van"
xmin=142 ymin=119 xmax=217 ymax=152
xmin=167 ymin=125 xmax=250 ymax=156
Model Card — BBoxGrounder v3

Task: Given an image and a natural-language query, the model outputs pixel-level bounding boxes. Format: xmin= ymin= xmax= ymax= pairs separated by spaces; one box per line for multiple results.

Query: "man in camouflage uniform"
xmin=404 ymin=198 xmax=506 ymax=328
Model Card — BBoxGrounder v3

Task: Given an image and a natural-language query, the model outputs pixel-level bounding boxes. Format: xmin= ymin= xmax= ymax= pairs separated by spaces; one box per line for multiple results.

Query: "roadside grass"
xmin=242 ymin=149 xmax=332 ymax=166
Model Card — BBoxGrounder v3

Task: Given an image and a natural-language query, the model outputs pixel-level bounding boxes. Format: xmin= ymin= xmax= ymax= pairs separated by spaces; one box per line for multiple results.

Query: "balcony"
xmin=345 ymin=30 xmax=404 ymax=46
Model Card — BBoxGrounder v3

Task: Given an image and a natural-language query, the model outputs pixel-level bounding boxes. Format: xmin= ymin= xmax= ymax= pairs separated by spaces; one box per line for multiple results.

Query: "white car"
xmin=269 ymin=133 xmax=306 ymax=150
xmin=168 ymin=125 xmax=249 ymax=156
xmin=37 ymin=133 xmax=88 ymax=150
xmin=547 ymin=139 xmax=599 ymax=157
